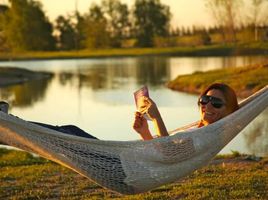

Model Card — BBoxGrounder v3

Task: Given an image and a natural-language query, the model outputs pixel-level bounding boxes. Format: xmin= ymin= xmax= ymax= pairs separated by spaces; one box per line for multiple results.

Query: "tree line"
xmin=0 ymin=0 xmax=268 ymax=52
xmin=0 ymin=0 xmax=170 ymax=51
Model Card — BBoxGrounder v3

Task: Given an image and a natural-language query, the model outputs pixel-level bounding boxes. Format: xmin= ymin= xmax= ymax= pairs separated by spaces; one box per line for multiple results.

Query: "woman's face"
xmin=199 ymin=89 xmax=229 ymax=126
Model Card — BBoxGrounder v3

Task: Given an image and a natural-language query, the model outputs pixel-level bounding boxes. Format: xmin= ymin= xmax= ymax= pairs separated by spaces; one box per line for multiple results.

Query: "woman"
xmin=133 ymin=83 xmax=239 ymax=140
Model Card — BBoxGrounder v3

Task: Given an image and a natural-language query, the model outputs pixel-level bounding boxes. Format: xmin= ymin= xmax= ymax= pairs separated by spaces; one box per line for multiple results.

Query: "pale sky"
xmin=39 ymin=0 xmax=214 ymax=28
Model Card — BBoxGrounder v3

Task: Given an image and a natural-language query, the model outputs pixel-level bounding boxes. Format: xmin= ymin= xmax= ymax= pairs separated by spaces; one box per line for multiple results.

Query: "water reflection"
xmin=0 ymin=78 xmax=52 ymax=107
xmin=243 ymin=108 xmax=268 ymax=157
xmin=135 ymin=57 xmax=169 ymax=86
xmin=57 ymin=57 xmax=170 ymax=90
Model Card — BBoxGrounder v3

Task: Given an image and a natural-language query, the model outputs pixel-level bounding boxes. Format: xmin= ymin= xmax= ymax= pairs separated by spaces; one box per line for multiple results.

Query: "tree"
xmin=74 ymin=12 xmax=89 ymax=50
xmin=101 ymin=0 xmax=130 ymax=47
xmin=82 ymin=3 xmax=110 ymax=49
xmin=0 ymin=4 xmax=9 ymax=51
xmin=55 ymin=15 xmax=76 ymax=50
xmin=246 ymin=0 xmax=268 ymax=41
xmin=133 ymin=0 xmax=171 ymax=47
xmin=205 ymin=0 xmax=243 ymax=43
xmin=1 ymin=0 xmax=55 ymax=51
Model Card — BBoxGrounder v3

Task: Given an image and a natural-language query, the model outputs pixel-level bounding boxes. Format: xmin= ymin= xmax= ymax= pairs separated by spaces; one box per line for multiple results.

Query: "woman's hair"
xmin=199 ymin=83 xmax=239 ymax=114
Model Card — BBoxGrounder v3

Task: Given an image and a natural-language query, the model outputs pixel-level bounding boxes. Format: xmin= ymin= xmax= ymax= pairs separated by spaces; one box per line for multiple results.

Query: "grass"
xmin=167 ymin=62 xmax=268 ymax=98
xmin=0 ymin=148 xmax=267 ymax=199
xmin=0 ymin=43 xmax=268 ymax=61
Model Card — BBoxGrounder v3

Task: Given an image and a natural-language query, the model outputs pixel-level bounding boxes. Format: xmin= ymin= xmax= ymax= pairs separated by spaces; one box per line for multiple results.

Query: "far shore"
xmin=0 ymin=43 xmax=268 ymax=61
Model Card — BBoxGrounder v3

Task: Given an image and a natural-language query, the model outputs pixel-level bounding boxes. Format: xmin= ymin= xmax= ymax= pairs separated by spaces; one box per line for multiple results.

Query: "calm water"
xmin=0 ymin=55 xmax=267 ymax=156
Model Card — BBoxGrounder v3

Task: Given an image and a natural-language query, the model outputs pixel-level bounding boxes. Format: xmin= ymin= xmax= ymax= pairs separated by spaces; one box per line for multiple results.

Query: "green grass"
xmin=167 ymin=62 xmax=268 ymax=98
xmin=0 ymin=43 xmax=268 ymax=61
xmin=0 ymin=148 xmax=267 ymax=199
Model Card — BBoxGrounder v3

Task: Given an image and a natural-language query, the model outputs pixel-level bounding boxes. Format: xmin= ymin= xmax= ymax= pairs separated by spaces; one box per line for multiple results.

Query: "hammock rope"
xmin=0 ymin=85 xmax=267 ymax=194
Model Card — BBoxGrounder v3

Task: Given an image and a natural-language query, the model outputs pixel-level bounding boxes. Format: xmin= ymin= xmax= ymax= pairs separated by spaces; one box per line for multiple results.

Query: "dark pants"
xmin=32 ymin=122 xmax=134 ymax=192
xmin=31 ymin=122 xmax=99 ymax=140
xmin=7 ymin=121 xmax=134 ymax=192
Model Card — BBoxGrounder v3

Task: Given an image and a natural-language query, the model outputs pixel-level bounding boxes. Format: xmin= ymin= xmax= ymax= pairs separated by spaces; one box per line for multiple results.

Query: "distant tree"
xmin=101 ymin=0 xmax=130 ymax=47
xmin=74 ymin=12 xmax=87 ymax=50
xmin=200 ymin=29 xmax=212 ymax=45
xmin=246 ymin=0 xmax=268 ymax=41
xmin=180 ymin=26 xmax=187 ymax=36
xmin=0 ymin=4 xmax=9 ymax=51
xmin=170 ymin=27 xmax=181 ymax=36
xmin=205 ymin=0 xmax=243 ymax=43
xmin=208 ymin=25 xmax=220 ymax=34
xmin=1 ymin=0 xmax=55 ymax=51
xmin=55 ymin=15 xmax=76 ymax=50
xmin=185 ymin=27 xmax=192 ymax=36
xmin=82 ymin=3 xmax=110 ymax=49
xmin=133 ymin=0 xmax=171 ymax=47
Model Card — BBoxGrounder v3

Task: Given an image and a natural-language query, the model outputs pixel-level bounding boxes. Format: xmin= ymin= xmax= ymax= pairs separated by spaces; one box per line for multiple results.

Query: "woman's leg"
xmin=31 ymin=122 xmax=98 ymax=139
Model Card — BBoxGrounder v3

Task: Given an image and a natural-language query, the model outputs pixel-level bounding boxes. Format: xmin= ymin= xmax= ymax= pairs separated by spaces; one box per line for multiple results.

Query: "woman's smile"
xmin=200 ymin=89 xmax=228 ymax=126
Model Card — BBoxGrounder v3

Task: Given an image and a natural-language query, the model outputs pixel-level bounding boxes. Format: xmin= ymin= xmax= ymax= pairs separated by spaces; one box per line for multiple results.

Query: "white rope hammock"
xmin=0 ymin=85 xmax=267 ymax=194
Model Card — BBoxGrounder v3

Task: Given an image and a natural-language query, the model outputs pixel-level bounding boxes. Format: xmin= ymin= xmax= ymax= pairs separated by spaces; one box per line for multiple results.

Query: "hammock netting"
xmin=0 ymin=86 xmax=267 ymax=194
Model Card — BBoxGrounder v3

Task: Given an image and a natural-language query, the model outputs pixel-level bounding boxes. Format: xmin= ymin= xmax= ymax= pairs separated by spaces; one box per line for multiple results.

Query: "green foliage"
xmin=55 ymin=15 xmax=77 ymax=50
xmin=102 ymin=0 xmax=130 ymax=47
xmin=133 ymin=0 xmax=171 ymax=47
xmin=1 ymin=0 xmax=55 ymax=51
xmin=81 ymin=4 xmax=111 ymax=49
xmin=0 ymin=5 xmax=9 ymax=51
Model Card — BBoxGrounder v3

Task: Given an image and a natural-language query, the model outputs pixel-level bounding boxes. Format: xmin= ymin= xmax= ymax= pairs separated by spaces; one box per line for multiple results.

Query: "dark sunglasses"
xmin=198 ymin=95 xmax=225 ymax=109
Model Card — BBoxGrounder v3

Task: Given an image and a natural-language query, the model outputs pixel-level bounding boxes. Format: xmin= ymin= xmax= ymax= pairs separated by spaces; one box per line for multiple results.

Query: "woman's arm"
xmin=140 ymin=97 xmax=169 ymax=138
xmin=152 ymin=112 xmax=169 ymax=137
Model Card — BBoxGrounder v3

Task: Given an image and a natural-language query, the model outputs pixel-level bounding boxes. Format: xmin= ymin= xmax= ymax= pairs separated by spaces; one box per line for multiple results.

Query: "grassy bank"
xmin=0 ymin=148 xmax=267 ymax=199
xmin=167 ymin=62 xmax=268 ymax=98
xmin=0 ymin=43 xmax=268 ymax=61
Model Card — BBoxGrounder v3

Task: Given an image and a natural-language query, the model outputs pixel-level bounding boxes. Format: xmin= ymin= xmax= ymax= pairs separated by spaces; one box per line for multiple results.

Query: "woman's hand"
xmin=133 ymin=111 xmax=149 ymax=134
xmin=138 ymin=96 xmax=160 ymax=120
xmin=133 ymin=112 xmax=153 ymax=140
xmin=138 ymin=96 xmax=169 ymax=137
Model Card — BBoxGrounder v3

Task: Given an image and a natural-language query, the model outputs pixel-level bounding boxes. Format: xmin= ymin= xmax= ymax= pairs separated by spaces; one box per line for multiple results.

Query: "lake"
xmin=0 ymin=55 xmax=267 ymax=156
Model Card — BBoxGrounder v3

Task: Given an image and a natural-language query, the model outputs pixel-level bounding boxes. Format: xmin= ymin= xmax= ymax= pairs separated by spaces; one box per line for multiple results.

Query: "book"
xmin=134 ymin=86 xmax=151 ymax=120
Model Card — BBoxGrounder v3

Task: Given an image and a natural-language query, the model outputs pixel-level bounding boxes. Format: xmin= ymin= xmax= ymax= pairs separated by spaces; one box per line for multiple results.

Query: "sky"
xmin=38 ymin=0 xmax=214 ymax=28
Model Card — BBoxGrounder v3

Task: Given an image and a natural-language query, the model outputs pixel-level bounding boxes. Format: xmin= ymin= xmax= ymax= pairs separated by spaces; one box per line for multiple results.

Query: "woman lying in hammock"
xmin=0 ymin=83 xmax=238 ymax=141
xmin=133 ymin=83 xmax=239 ymax=140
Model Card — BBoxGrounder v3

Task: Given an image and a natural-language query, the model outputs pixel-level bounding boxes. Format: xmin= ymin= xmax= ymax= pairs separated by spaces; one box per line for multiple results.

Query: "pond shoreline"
xmin=167 ymin=62 xmax=268 ymax=98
